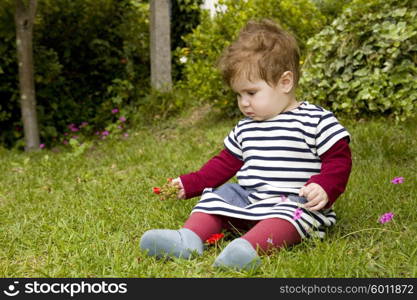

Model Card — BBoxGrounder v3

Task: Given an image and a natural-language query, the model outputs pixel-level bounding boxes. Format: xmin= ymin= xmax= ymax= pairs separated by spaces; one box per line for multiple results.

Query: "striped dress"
xmin=191 ymin=102 xmax=350 ymax=239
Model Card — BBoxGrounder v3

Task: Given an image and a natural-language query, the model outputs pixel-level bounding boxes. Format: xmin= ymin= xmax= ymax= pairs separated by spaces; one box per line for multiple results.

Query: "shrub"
xmin=0 ymin=0 xmax=150 ymax=148
xmin=299 ymin=0 xmax=417 ymax=121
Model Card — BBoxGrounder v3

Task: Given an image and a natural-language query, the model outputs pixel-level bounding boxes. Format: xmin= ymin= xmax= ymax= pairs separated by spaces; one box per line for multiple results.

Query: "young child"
xmin=140 ymin=19 xmax=352 ymax=270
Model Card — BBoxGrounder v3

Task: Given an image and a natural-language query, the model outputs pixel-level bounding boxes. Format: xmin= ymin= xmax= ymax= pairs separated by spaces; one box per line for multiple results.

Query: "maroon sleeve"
xmin=306 ymin=138 xmax=352 ymax=209
xmin=179 ymin=148 xmax=244 ymax=199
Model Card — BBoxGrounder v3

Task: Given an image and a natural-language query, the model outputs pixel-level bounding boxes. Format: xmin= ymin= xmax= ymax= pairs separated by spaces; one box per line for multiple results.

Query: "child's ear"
xmin=278 ymin=71 xmax=294 ymax=93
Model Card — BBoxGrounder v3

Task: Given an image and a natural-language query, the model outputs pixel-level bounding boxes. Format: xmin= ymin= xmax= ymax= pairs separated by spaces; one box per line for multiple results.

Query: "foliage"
xmin=171 ymin=0 xmax=203 ymax=81
xmin=0 ymin=0 xmax=150 ymax=148
xmin=176 ymin=0 xmax=327 ymax=117
xmin=311 ymin=0 xmax=353 ymax=22
xmin=299 ymin=0 xmax=417 ymax=121
xmin=0 ymin=0 xmax=203 ymax=149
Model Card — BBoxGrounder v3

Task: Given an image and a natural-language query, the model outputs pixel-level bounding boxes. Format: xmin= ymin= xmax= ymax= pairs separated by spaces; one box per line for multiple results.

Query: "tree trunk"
xmin=150 ymin=0 xmax=172 ymax=91
xmin=15 ymin=0 xmax=40 ymax=151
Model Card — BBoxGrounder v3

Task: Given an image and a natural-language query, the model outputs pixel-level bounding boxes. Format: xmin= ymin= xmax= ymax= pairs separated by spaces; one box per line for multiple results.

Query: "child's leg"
xmin=183 ymin=212 xmax=255 ymax=241
xmin=140 ymin=212 xmax=229 ymax=260
xmin=182 ymin=212 xmax=226 ymax=241
xmin=241 ymin=218 xmax=302 ymax=252
xmin=213 ymin=218 xmax=301 ymax=270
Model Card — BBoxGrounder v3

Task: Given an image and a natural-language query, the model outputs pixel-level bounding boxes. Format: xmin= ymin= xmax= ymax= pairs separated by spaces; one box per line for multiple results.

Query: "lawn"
xmin=0 ymin=109 xmax=416 ymax=277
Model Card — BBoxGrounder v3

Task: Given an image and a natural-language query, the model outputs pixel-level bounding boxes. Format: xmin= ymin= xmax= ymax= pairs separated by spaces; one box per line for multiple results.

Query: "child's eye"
xmin=248 ymin=91 xmax=256 ymax=96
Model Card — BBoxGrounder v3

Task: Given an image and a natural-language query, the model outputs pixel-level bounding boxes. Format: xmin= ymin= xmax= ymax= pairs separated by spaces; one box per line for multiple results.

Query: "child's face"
xmin=231 ymin=75 xmax=298 ymax=121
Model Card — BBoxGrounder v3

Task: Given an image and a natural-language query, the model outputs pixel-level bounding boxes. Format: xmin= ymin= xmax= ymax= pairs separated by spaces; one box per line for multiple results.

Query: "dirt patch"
xmin=176 ymin=104 xmax=212 ymax=128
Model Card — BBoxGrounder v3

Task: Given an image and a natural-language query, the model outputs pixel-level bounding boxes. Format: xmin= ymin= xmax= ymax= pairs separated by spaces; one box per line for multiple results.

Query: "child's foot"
xmin=139 ymin=228 xmax=203 ymax=259
xmin=213 ymin=238 xmax=261 ymax=270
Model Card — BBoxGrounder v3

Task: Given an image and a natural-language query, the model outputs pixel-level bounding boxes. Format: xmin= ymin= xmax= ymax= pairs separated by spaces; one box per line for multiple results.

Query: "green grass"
xmin=0 ymin=111 xmax=416 ymax=278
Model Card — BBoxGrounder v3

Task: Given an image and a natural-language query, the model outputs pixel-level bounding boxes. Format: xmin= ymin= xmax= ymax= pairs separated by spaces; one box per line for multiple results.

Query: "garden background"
xmin=0 ymin=0 xmax=416 ymax=277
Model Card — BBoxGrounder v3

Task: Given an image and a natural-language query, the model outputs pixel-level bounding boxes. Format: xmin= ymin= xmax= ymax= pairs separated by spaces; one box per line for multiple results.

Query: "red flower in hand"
xmin=152 ymin=178 xmax=178 ymax=200
xmin=205 ymin=233 xmax=225 ymax=244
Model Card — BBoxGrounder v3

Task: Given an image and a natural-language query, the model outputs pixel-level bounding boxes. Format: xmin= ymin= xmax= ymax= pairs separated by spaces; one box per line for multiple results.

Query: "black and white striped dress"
xmin=191 ymin=102 xmax=350 ymax=239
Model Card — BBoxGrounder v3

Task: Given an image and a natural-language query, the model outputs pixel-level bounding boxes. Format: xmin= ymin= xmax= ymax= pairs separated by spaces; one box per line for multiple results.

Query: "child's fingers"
xmin=303 ymin=195 xmax=320 ymax=208
xmin=171 ymin=178 xmax=179 ymax=186
xmin=178 ymin=189 xmax=185 ymax=199
xmin=305 ymin=200 xmax=326 ymax=211
xmin=171 ymin=178 xmax=183 ymax=188
xmin=298 ymin=186 xmax=307 ymax=197
xmin=299 ymin=185 xmax=318 ymax=201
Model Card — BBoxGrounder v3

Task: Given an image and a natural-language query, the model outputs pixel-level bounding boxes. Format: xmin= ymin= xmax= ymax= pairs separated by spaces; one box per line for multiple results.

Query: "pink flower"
xmin=293 ymin=208 xmax=303 ymax=220
xmin=101 ymin=131 xmax=110 ymax=136
xmin=119 ymin=116 xmax=126 ymax=122
xmin=379 ymin=212 xmax=394 ymax=224
xmin=123 ymin=133 xmax=129 ymax=137
xmin=391 ymin=176 xmax=404 ymax=184
xmin=112 ymin=108 xmax=119 ymax=114
xmin=70 ymin=127 xmax=79 ymax=132
xmin=63 ymin=140 xmax=68 ymax=145
xmin=39 ymin=143 xmax=45 ymax=149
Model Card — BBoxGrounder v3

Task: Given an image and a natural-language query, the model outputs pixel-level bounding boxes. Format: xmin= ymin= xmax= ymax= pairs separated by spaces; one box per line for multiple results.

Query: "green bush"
xmin=311 ymin=0 xmax=353 ymax=21
xmin=299 ymin=0 xmax=417 ymax=121
xmin=0 ymin=0 xmax=150 ymax=148
xmin=176 ymin=0 xmax=327 ymax=117
xmin=0 ymin=0 xmax=203 ymax=149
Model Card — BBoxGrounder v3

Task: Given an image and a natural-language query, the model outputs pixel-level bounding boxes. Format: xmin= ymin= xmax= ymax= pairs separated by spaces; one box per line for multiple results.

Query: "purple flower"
xmin=119 ymin=116 xmax=126 ymax=122
xmin=123 ymin=133 xmax=129 ymax=137
xmin=379 ymin=212 xmax=394 ymax=224
xmin=293 ymin=208 xmax=303 ymax=220
xmin=112 ymin=108 xmax=119 ymax=114
xmin=101 ymin=131 xmax=110 ymax=136
xmin=63 ymin=140 xmax=69 ymax=145
xmin=39 ymin=143 xmax=45 ymax=149
xmin=391 ymin=176 xmax=404 ymax=184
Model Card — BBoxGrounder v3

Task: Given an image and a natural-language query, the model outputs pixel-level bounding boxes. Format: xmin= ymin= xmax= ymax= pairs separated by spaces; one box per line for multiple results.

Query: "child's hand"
xmin=171 ymin=177 xmax=185 ymax=199
xmin=298 ymin=183 xmax=328 ymax=211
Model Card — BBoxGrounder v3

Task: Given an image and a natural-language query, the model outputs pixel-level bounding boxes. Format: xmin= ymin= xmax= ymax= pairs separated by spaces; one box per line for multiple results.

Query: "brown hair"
xmin=217 ymin=19 xmax=300 ymax=88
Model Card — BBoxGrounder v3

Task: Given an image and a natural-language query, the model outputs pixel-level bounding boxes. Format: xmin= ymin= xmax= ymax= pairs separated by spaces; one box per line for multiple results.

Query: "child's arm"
xmin=300 ymin=137 xmax=352 ymax=210
xmin=174 ymin=148 xmax=244 ymax=199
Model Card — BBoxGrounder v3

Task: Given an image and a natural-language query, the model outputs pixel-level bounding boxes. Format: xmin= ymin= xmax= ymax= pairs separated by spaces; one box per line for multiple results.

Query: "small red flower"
xmin=205 ymin=233 xmax=225 ymax=244
xmin=153 ymin=187 xmax=161 ymax=194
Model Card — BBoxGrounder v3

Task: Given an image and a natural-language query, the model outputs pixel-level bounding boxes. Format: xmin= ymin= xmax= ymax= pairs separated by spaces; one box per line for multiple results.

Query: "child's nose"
xmin=240 ymin=96 xmax=250 ymax=107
